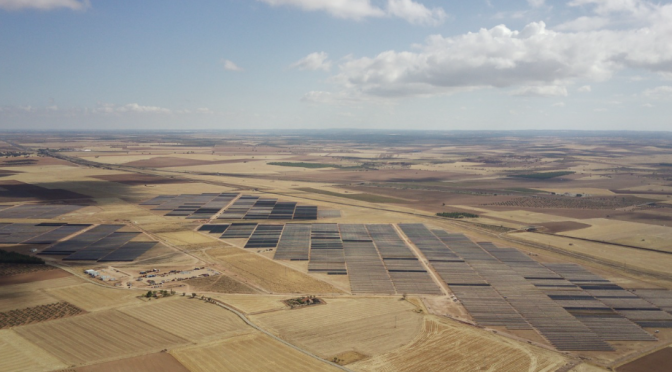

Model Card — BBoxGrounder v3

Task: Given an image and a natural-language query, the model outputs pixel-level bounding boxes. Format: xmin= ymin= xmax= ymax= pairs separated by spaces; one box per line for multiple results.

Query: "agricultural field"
xmin=2 ymin=131 xmax=672 ymax=371
xmin=251 ymin=297 xmax=424 ymax=358
xmin=120 ymin=297 xmax=250 ymax=342
xmin=171 ymin=332 xmax=343 ymax=372
xmin=15 ymin=310 xmax=188 ymax=365
xmin=351 ymin=316 xmax=570 ymax=372
xmin=0 ymin=330 xmax=66 ymax=372
xmin=205 ymin=247 xmax=344 ymax=294
xmin=46 ymin=283 xmax=144 ymax=311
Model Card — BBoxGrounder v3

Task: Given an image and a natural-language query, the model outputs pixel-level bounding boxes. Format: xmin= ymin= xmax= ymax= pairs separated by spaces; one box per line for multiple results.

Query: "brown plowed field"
xmin=0 ymin=265 xmax=70 ymax=284
xmin=617 ymin=347 xmax=672 ymax=372
xmin=71 ymin=353 xmax=190 ymax=372
xmin=352 ymin=316 xmax=567 ymax=372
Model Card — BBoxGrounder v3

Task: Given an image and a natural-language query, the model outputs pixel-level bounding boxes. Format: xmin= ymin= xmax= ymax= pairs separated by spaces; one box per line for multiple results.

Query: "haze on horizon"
xmin=1 ymin=0 xmax=671 ymax=131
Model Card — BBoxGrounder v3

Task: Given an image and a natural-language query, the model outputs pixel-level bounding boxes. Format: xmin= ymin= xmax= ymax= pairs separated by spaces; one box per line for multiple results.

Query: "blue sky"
xmin=1 ymin=0 xmax=671 ymax=131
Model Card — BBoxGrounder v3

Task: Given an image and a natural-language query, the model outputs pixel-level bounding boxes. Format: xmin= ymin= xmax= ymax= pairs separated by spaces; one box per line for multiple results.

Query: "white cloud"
xmin=642 ymin=103 xmax=654 ymax=107
xmin=512 ymin=85 xmax=569 ymax=97
xmin=102 ymin=103 xmax=172 ymax=114
xmin=221 ymin=59 xmax=244 ymax=72
xmin=527 ymin=0 xmax=545 ymax=8
xmin=308 ymin=1 xmax=672 ymax=102
xmin=257 ymin=0 xmax=446 ymax=25
xmin=643 ymin=86 xmax=672 ymax=100
xmin=386 ymin=0 xmax=446 ymax=26
xmin=0 ymin=0 xmax=89 ymax=11
xmin=577 ymin=85 xmax=592 ymax=92
xmin=290 ymin=52 xmax=332 ymax=71
xmin=552 ymin=102 xmax=566 ymax=107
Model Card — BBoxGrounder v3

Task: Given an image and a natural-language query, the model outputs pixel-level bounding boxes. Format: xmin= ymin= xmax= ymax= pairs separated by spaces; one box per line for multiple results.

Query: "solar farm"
xmin=141 ymin=193 xmax=319 ymax=220
xmin=0 ymin=222 xmax=157 ymax=262
xmin=197 ymin=221 xmax=672 ymax=351
xmin=5 ymin=132 xmax=672 ymax=371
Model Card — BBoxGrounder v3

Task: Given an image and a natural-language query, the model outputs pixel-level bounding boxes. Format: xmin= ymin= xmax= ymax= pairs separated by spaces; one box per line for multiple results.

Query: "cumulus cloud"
xmin=257 ymin=0 xmax=446 ymax=25
xmin=290 ymin=52 xmax=332 ymax=71
xmin=386 ymin=0 xmax=446 ymax=26
xmin=577 ymin=85 xmax=592 ymax=92
xmin=643 ymin=86 xmax=672 ymax=100
xmin=306 ymin=1 xmax=672 ymax=102
xmin=0 ymin=0 xmax=89 ymax=11
xmin=221 ymin=59 xmax=244 ymax=72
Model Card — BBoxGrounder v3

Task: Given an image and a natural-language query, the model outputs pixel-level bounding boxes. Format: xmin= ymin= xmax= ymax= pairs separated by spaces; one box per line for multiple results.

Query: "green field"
xmin=436 ymin=212 xmax=479 ymax=219
xmin=297 ymin=187 xmax=409 ymax=203
xmin=509 ymin=171 xmax=575 ymax=180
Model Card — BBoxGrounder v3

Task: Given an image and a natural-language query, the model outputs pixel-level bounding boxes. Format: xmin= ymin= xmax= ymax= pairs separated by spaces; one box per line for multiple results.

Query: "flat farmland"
xmin=250 ymin=297 xmax=423 ymax=358
xmin=47 ymin=284 xmax=144 ymax=311
xmin=71 ymin=353 xmax=190 ymax=372
xmin=558 ymin=218 xmax=672 ymax=252
xmin=0 ymin=276 xmax=85 ymax=312
xmin=206 ymin=247 xmax=343 ymax=294
xmin=15 ymin=309 xmax=187 ymax=365
xmin=0 ymin=330 xmax=66 ymax=372
xmin=171 ymin=332 xmax=342 ymax=372
xmin=0 ymin=289 xmax=59 ymax=312
xmin=352 ymin=316 xmax=568 ymax=372
xmin=211 ymin=294 xmax=290 ymax=314
xmin=120 ymin=298 xmax=251 ymax=342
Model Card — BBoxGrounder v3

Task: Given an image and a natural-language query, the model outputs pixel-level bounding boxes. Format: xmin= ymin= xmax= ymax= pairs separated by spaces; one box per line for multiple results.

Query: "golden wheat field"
xmin=171 ymin=332 xmax=343 ymax=372
xmin=206 ymin=247 xmax=343 ymax=294
xmin=14 ymin=310 xmax=187 ymax=365
xmin=351 ymin=316 xmax=569 ymax=372
xmin=0 ymin=330 xmax=66 ymax=372
xmin=250 ymin=297 xmax=424 ymax=358
xmin=120 ymin=297 xmax=250 ymax=342
xmin=46 ymin=284 xmax=144 ymax=312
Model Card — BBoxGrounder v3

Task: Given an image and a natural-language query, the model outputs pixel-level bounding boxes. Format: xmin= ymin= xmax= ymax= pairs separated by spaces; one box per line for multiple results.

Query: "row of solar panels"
xmin=0 ymin=223 xmax=160 ymax=262
xmin=142 ymin=192 xmax=318 ymax=220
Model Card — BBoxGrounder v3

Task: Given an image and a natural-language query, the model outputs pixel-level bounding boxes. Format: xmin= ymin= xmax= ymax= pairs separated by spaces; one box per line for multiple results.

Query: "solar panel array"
xmin=367 ymin=224 xmax=441 ymax=295
xmin=244 ymin=199 xmax=279 ymax=219
xmin=0 ymin=204 xmax=83 ymax=219
xmin=220 ymin=223 xmax=258 ymax=239
xmin=218 ymin=195 xmax=257 ymax=219
xmin=64 ymin=232 xmax=140 ymax=261
xmin=308 ymin=224 xmax=346 ymax=274
xmin=274 ymin=224 xmax=311 ymax=260
xmin=394 ymin=224 xmax=672 ymax=351
xmin=143 ymin=193 xmax=320 ymax=220
xmin=340 ymin=224 xmax=395 ymax=294
xmin=198 ymin=224 xmax=230 ymax=234
xmin=41 ymin=224 xmax=123 ymax=255
xmin=0 ymin=223 xmax=68 ymax=244
xmin=245 ymin=224 xmax=284 ymax=248
xmin=25 ymin=224 xmax=159 ymax=262
xmin=294 ymin=206 xmax=318 ymax=220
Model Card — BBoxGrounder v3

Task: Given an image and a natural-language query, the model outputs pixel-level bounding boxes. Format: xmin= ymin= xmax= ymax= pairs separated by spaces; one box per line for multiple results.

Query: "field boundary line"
xmin=209 ymin=298 xmax=354 ymax=372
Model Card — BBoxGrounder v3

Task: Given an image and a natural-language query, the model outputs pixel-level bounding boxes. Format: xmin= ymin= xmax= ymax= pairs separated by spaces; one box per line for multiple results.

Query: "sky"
xmin=1 ymin=0 xmax=672 ymax=131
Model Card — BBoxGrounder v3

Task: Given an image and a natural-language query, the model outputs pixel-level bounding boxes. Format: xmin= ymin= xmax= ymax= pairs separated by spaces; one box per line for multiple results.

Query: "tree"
xmin=146 ymin=291 xmax=153 ymax=298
